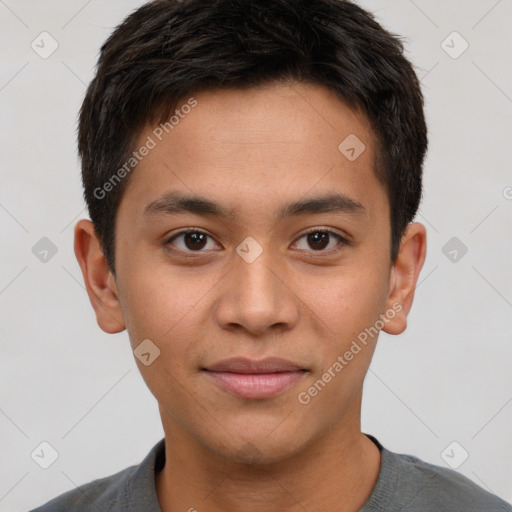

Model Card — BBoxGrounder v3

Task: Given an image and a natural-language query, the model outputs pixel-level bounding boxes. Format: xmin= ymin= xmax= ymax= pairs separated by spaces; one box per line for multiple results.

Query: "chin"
xmin=201 ymin=424 xmax=311 ymax=466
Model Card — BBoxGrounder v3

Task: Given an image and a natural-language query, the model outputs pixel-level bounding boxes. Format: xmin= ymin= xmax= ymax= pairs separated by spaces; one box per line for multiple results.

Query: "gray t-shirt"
xmin=30 ymin=435 xmax=512 ymax=511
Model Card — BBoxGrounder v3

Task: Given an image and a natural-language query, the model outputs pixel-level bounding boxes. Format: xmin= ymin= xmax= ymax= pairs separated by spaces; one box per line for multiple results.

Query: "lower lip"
xmin=203 ymin=370 xmax=306 ymax=399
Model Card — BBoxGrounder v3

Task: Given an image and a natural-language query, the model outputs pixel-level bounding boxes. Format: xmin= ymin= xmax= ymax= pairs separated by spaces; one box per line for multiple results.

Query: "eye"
xmin=165 ymin=229 xmax=219 ymax=253
xmin=164 ymin=227 xmax=349 ymax=256
xmin=293 ymin=228 xmax=348 ymax=254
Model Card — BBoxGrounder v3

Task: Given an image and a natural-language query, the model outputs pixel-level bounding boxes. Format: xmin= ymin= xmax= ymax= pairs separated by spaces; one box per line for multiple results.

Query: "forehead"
xmin=120 ymin=81 xmax=386 ymax=224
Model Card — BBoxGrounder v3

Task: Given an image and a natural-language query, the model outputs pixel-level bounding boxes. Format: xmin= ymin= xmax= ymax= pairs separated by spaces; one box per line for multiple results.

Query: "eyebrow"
xmin=143 ymin=191 xmax=365 ymax=221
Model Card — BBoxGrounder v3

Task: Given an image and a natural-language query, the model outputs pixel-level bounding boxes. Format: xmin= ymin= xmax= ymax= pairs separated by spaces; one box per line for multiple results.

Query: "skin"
xmin=74 ymin=81 xmax=426 ymax=512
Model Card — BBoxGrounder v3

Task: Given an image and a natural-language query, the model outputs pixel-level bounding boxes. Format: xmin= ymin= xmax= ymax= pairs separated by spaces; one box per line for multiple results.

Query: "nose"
xmin=213 ymin=245 xmax=299 ymax=337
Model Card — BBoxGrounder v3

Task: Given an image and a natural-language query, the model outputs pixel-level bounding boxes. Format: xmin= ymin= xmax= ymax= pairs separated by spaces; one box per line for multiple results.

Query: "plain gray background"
xmin=1 ymin=0 xmax=511 ymax=510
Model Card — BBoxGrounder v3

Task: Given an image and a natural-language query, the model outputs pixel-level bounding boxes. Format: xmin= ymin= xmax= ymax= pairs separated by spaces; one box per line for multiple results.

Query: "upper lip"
xmin=204 ymin=357 xmax=306 ymax=374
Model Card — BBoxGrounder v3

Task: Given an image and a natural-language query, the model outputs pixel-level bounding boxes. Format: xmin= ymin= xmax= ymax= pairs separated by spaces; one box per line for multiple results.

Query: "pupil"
xmin=308 ymin=232 xmax=328 ymax=250
xmin=185 ymin=232 xmax=207 ymax=250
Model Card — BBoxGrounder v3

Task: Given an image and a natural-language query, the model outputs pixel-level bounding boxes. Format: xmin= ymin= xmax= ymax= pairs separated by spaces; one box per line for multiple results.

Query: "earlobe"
xmin=382 ymin=222 xmax=427 ymax=336
xmin=73 ymin=219 xmax=126 ymax=334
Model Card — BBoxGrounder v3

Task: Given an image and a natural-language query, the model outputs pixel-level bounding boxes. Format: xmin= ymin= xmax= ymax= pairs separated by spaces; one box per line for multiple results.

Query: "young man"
xmin=31 ymin=0 xmax=511 ymax=510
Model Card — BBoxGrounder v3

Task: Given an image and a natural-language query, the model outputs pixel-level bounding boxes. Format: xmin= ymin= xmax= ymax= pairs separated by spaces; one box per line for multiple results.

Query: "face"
xmin=77 ymin=81 xmax=425 ymax=464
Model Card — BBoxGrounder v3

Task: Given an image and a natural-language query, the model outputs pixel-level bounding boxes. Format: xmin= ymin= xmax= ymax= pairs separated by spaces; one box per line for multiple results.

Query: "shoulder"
xmin=362 ymin=436 xmax=512 ymax=512
xmin=387 ymin=449 xmax=511 ymax=511
xmin=29 ymin=464 xmax=137 ymax=511
xmin=29 ymin=438 xmax=165 ymax=512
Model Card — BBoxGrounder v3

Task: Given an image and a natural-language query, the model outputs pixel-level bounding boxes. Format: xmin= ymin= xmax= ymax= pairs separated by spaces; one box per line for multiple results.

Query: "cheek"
xmin=292 ymin=273 xmax=386 ymax=420
xmin=118 ymin=256 xmax=221 ymax=366
xmin=120 ymin=281 xmax=180 ymax=347
xmin=118 ymin=272 xmax=203 ymax=406
xmin=119 ymin=247 xmax=182 ymax=329
xmin=295 ymin=267 xmax=389 ymax=342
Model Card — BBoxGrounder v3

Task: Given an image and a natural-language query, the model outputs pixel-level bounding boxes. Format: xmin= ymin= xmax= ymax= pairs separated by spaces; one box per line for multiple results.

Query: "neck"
xmin=155 ymin=408 xmax=381 ymax=512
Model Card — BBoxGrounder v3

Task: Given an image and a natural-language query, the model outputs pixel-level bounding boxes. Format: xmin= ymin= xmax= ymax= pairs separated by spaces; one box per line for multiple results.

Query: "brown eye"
xmin=306 ymin=231 xmax=330 ymax=250
xmin=166 ymin=230 xmax=217 ymax=253
xmin=294 ymin=229 xmax=347 ymax=253
xmin=182 ymin=232 xmax=207 ymax=250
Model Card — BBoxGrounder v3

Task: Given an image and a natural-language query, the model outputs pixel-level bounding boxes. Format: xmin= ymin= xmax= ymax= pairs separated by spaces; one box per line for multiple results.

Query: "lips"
xmin=205 ymin=357 xmax=306 ymax=374
xmin=202 ymin=357 xmax=307 ymax=399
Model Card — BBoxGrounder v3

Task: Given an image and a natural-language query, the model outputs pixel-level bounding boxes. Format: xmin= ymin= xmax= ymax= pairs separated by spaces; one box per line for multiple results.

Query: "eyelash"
xmin=164 ymin=227 xmax=349 ymax=256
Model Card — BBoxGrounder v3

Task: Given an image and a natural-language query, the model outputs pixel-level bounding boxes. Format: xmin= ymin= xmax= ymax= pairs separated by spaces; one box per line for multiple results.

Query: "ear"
xmin=73 ymin=219 xmax=126 ymax=334
xmin=382 ymin=222 xmax=427 ymax=336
